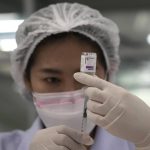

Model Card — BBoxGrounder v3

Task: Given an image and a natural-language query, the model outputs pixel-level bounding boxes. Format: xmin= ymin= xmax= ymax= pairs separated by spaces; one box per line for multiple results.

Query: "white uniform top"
xmin=0 ymin=118 xmax=135 ymax=150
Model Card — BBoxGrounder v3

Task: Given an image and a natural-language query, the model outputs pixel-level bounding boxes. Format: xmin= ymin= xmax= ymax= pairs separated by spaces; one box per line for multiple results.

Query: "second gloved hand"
xmin=29 ymin=125 xmax=93 ymax=150
xmin=74 ymin=72 xmax=150 ymax=150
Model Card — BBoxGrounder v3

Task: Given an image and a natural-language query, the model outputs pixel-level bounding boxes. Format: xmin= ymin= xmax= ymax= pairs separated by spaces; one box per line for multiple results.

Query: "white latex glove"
xmin=29 ymin=125 xmax=93 ymax=150
xmin=74 ymin=72 xmax=150 ymax=150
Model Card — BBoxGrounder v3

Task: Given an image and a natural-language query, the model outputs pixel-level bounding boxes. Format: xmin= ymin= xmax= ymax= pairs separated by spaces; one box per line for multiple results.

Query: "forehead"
xmin=35 ymin=32 xmax=100 ymax=53
xmin=30 ymin=36 xmax=94 ymax=67
xmin=32 ymin=34 xmax=99 ymax=66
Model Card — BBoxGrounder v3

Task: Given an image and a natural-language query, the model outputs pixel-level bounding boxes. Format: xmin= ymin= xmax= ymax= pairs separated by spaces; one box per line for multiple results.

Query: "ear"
xmin=24 ymin=76 xmax=32 ymax=91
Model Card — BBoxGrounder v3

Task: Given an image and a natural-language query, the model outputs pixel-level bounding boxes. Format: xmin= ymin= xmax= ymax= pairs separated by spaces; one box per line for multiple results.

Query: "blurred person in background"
xmin=0 ymin=2 xmax=150 ymax=150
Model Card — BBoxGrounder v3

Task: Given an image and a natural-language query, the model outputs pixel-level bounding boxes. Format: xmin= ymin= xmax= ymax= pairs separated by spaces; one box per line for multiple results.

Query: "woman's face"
xmin=26 ymin=36 xmax=106 ymax=93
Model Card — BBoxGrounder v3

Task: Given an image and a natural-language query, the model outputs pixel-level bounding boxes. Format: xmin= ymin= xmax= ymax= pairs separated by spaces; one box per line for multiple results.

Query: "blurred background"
xmin=0 ymin=0 xmax=150 ymax=131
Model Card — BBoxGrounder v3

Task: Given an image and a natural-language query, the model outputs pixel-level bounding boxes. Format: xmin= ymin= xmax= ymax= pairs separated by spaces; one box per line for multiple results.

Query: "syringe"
xmin=80 ymin=52 xmax=97 ymax=132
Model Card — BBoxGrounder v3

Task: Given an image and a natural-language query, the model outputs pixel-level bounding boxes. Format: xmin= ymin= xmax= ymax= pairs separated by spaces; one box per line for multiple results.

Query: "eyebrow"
xmin=39 ymin=68 xmax=63 ymax=74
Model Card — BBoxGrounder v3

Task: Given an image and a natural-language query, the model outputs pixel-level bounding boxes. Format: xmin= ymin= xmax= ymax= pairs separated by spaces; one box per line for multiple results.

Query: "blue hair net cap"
xmin=11 ymin=2 xmax=120 ymax=99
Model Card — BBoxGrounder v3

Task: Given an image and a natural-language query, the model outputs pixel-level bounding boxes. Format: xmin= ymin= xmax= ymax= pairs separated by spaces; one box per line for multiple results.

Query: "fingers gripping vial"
xmin=80 ymin=52 xmax=97 ymax=132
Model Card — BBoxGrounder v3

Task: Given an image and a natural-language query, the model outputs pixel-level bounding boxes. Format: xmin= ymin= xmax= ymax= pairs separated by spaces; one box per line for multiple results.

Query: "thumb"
xmin=56 ymin=125 xmax=94 ymax=146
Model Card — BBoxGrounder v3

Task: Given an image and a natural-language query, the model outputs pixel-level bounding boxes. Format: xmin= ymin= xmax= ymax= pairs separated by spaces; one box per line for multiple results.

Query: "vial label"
xmin=80 ymin=52 xmax=97 ymax=74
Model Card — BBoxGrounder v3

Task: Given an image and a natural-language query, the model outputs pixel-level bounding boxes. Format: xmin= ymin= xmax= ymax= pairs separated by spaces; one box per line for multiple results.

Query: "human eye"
xmin=45 ymin=77 xmax=61 ymax=84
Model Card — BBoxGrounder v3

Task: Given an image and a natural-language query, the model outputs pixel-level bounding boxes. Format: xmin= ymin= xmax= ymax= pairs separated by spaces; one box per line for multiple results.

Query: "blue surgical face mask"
xmin=32 ymin=89 xmax=95 ymax=133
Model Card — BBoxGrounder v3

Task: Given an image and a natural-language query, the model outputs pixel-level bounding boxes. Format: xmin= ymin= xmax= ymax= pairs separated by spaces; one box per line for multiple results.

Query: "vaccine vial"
xmin=80 ymin=52 xmax=97 ymax=132
xmin=80 ymin=52 xmax=97 ymax=75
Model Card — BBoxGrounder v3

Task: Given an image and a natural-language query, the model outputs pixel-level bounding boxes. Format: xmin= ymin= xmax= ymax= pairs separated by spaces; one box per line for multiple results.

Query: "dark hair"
xmin=25 ymin=32 xmax=107 ymax=80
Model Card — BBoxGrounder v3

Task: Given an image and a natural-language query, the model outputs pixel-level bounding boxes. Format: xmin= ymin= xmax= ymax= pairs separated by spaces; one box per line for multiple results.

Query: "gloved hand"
xmin=74 ymin=72 xmax=150 ymax=150
xmin=29 ymin=125 xmax=93 ymax=150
